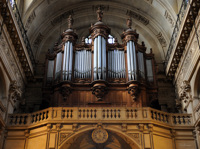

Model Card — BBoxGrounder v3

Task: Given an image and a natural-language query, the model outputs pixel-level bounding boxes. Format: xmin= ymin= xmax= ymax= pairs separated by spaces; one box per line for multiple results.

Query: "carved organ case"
xmin=43 ymin=10 xmax=158 ymax=108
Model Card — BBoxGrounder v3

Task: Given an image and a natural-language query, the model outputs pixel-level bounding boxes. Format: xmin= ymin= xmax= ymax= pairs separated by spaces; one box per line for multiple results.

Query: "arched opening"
xmin=194 ymin=67 xmax=200 ymax=101
xmin=59 ymin=128 xmax=140 ymax=149
xmin=0 ymin=68 xmax=7 ymax=107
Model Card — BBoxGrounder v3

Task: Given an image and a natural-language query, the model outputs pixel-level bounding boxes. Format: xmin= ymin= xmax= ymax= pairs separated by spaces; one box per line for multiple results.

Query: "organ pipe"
xmin=74 ymin=50 xmax=92 ymax=79
xmin=93 ymin=36 xmax=106 ymax=80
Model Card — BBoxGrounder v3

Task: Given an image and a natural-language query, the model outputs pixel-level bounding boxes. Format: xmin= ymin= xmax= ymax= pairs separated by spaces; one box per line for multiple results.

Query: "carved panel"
xmin=126 ymin=10 xmax=149 ymax=25
xmin=129 ymin=133 xmax=141 ymax=145
xmin=156 ymin=32 xmax=167 ymax=48
xmin=59 ymin=133 xmax=71 ymax=145
xmin=164 ymin=11 xmax=175 ymax=27
xmin=25 ymin=11 xmax=36 ymax=30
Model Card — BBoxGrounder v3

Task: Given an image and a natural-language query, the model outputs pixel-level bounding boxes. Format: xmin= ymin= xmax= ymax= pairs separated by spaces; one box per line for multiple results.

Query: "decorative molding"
xmin=126 ymin=10 xmax=149 ymax=25
xmin=156 ymin=32 xmax=167 ymax=48
xmin=33 ymin=33 xmax=44 ymax=49
xmin=164 ymin=10 xmax=175 ymax=27
xmin=25 ymin=11 xmax=36 ymax=30
xmin=51 ymin=10 xmax=74 ymax=26
xmin=0 ymin=35 xmax=24 ymax=88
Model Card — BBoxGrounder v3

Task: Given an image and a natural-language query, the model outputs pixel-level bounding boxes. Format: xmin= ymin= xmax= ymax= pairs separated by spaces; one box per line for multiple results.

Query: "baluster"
xmin=21 ymin=116 xmax=24 ymax=124
xmin=70 ymin=109 xmax=73 ymax=118
xmin=16 ymin=116 xmax=20 ymax=125
xmin=90 ymin=109 xmax=93 ymax=118
xmin=94 ymin=109 xmax=97 ymax=118
xmin=118 ymin=110 xmax=121 ymax=118
xmin=102 ymin=109 xmax=105 ymax=118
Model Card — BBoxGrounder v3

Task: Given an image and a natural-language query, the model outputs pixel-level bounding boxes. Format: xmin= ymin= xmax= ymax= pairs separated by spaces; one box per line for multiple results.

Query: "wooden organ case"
xmin=42 ymin=9 xmax=158 ymax=109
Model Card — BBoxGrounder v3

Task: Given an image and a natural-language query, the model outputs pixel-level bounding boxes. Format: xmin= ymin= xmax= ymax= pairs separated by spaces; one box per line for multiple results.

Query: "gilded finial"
xmin=96 ymin=7 xmax=103 ymax=22
xmin=68 ymin=15 xmax=74 ymax=29
xmin=126 ymin=17 xmax=132 ymax=29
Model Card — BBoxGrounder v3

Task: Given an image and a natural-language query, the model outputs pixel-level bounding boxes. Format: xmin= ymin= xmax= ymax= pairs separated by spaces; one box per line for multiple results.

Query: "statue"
xmin=68 ymin=15 xmax=74 ymax=29
xmin=126 ymin=17 xmax=132 ymax=29
xmin=96 ymin=7 xmax=103 ymax=21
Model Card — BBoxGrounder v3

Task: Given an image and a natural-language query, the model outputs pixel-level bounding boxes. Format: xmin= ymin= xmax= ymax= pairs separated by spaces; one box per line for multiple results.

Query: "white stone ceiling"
xmin=19 ymin=0 xmax=179 ymax=66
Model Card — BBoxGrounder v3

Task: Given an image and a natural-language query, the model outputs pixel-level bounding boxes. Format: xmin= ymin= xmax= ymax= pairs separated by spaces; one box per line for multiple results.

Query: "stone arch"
xmin=59 ymin=125 xmax=141 ymax=149
xmin=193 ymin=67 xmax=200 ymax=99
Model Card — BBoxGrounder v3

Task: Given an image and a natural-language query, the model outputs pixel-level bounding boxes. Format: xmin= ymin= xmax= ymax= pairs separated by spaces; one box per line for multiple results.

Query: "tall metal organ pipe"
xmin=93 ymin=36 xmax=106 ymax=80
xmin=126 ymin=41 xmax=137 ymax=81
xmin=63 ymin=41 xmax=73 ymax=81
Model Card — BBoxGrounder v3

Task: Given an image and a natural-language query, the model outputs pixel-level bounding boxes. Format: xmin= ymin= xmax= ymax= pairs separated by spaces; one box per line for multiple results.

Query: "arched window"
xmin=85 ymin=35 xmax=115 ymax=44
xmin=108 ymin=34 xmax=114 ymax=44
xmin=85 ymin=36 xmax=92 ymax=44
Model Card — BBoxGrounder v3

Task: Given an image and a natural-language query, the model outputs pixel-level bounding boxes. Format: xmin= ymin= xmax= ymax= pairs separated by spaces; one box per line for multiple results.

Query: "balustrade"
xmin=7 ymin=107 xmax=193 ymax=127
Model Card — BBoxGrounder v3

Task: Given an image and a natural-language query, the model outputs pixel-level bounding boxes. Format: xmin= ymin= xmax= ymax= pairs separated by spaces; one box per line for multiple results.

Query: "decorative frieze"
xmin=126 ymin=10 xmax=149 ymax=25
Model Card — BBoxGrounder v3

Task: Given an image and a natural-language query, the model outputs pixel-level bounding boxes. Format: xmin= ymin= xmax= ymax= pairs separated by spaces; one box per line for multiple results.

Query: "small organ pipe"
xmin=98 ymin=36 xmax=102 ymax=79
xmin=132 ymin=42 xmax=137 ymax=80
xmin=69 ymin=42 xmax=73 ymax=80
xmin=94 ymin=38 xmax=97 ymax=80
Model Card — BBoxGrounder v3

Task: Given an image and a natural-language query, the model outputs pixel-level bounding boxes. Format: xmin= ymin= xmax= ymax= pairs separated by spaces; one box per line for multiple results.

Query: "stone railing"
xmin=7 ymin=107 xmax=193 ymax=127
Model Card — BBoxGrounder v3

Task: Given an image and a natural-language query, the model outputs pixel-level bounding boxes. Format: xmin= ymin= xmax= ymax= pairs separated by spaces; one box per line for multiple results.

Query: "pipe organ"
xmin=43 ymin=9 xmax=158 ymax=109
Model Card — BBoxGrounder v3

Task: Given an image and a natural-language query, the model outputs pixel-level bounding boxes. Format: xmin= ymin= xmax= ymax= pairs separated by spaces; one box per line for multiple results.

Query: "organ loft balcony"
xmin=165 ymin=0 xmax=200 ymax=78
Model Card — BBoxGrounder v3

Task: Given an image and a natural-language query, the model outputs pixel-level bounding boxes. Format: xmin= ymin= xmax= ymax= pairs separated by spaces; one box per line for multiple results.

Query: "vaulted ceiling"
xmin=18 ymin=0 xmax=179 ymax=73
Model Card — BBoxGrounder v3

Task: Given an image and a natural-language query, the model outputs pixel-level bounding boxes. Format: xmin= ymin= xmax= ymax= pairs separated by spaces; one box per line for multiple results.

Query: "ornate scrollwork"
xmin=60 ymin=84 xmax=72 ymax=101
xmin=9 ymin=81 xmax=22 ymax=103
xmin=127 ymin=83 xmax=139 ymax=101
xmin=91 ymin=82 xmax=108 ymax=101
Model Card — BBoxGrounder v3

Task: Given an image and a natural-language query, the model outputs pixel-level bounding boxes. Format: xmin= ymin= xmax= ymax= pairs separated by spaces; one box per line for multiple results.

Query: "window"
xmin=85 ymin=36 xmax=92 ymax=44
xmin=10 ymin=0 xmax=15 ymax=7
xmin=108 ymin=34 xmax=114 ymax=44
